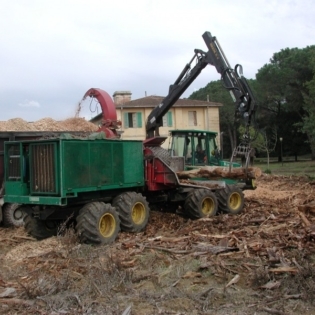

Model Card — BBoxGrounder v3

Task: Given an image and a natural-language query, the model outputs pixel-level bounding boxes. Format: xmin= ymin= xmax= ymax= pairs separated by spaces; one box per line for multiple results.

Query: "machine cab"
xmin=169 ymin=130 xmax=221 ymax=167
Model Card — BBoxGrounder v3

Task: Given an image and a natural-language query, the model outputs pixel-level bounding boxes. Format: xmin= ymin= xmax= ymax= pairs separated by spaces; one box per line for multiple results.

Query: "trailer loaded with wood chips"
xmin=3 ymin=31 xmax=260 ymax=244
xmin=0 ymin=118 xmax=98 ymax=227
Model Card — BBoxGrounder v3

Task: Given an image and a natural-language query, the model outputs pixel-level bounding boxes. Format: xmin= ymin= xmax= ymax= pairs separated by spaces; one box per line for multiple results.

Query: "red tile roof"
xmin=118 ymin=95 xmax=222 ymax=108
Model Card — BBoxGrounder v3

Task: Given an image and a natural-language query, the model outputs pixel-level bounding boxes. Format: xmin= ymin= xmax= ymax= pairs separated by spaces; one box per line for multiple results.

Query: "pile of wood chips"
xmin=0 ymin=117 xmax=99 ymax=132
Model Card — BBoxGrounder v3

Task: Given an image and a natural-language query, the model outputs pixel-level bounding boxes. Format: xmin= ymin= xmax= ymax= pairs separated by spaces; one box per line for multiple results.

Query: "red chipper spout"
xmin=82 ymin=88 xmax=121 ymax=138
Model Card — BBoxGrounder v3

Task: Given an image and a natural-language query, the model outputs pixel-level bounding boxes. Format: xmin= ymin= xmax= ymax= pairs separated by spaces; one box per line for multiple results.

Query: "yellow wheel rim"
xmin=99 ymin=213 xmax=116 ymax=238
xmin=131 ymin=202 xmax=146 ymax=224
xmin=201 ymin=197 xmax=215 ymax=216
xmin=229 ymin=192 xmax=242 ymax=211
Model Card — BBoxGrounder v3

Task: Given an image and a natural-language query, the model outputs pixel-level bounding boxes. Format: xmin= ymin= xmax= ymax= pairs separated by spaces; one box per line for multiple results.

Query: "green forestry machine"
xmin=3 ymin=31 xmax=257 ymax=244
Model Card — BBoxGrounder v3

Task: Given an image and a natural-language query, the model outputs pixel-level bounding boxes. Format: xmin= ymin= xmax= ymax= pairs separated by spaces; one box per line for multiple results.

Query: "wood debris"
xmin=0 ymin=173 xmax=315 ymax=314
xmin=225 ymin=274 xmax=240 ymax=288
xmin=177 ymin=165 xmax=262 ymax=180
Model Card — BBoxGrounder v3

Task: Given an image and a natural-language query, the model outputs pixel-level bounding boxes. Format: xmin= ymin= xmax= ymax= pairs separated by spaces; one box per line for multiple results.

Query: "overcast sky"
xmin=0 ymin=0 xmax=314 ymax=121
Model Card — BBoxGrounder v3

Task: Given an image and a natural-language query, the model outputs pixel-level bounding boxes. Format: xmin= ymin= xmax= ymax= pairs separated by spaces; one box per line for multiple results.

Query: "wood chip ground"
xmin=0 ymin=174 xmax=315 ymax=315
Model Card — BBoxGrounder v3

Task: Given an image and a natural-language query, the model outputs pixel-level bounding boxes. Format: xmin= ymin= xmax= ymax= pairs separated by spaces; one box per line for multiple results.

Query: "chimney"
xmin=113 ymin=91 xmax=132 ymax=105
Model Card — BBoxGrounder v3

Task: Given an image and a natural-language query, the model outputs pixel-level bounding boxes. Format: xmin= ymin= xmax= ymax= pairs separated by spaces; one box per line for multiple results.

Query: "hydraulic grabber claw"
xmin=231 ymin=142 xmax=253 ymax=167
xmin=230 ymin=128 xmax=254 ymax=171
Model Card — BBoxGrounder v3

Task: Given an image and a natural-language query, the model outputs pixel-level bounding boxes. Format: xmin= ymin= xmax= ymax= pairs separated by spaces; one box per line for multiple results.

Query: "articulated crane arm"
xmin=145 ymin=31 xmax=257 ymax=159
xmin=201 ymin=31 xmax=257 ymax=143
xmin=145 ymin=49 xmax=209 ymax=139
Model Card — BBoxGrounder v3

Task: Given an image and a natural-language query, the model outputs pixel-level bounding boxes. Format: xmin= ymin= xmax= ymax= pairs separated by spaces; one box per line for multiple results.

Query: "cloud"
xmin=0 ymin=0 xmax=313 ymax=121
xmin=18 ymin=100 xmax=41 ymax=108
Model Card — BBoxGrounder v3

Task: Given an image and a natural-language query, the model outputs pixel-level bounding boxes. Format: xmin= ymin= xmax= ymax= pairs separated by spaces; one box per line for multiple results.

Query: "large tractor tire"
xmin=216 ymin=185 xmax=245 ymax=215
xmin=76 ymin=202 xmax=120 ymax=245
xmin=113 ymin=192 xmax=150 ymax=232
xmin=184 ymin=189 xmax=218 ymax=219
xmin=24 ymin=214 xmax=59 ymax=240
xmin=3 ymin=203 xmax=25 ymax=227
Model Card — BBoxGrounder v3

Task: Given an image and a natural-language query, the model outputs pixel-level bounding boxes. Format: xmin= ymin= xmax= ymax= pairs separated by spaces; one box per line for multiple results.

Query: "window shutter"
xmin=167 ymin=111 xmax=173 ymax=127
xmin=124 ymin=112 xmax=129 ymax=128
xmin=137 ymin=112 xmax=142 ymax=128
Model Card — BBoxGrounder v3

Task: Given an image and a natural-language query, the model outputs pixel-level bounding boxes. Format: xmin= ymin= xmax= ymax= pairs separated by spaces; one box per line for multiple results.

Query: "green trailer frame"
xmin=4 ymin=137 xmax=145 ymax=206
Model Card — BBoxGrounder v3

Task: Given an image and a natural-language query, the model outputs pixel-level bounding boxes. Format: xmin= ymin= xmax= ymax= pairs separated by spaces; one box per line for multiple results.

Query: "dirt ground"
xmin=0 ymin=174 xmax=315 ymax=315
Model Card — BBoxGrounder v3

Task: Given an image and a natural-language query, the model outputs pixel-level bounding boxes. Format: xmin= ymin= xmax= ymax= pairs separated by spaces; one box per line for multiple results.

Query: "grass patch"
xmin=254 ymin=159 xmax=315 ymax=177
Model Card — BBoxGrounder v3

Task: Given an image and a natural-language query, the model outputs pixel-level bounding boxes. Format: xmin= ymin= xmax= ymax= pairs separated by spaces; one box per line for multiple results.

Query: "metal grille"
xmin=149 ymin=146 xmax=171 ymax=166
xmin=149 ymin=146 xmax=185 ymax=171
xmin=7 ymin=145 xmax=21 ymax=180
xmin=31 ymin=143 xmax=56 ymax=193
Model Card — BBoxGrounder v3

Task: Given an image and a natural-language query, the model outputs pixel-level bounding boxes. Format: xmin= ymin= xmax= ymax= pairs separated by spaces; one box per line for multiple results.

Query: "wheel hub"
xmin=14 ymin=209 xmax=24 ymax=220
xmin=99 ymin=213 xmax=116 ymax=238
xmin=229 ymin=193 xmax=242 ymax=210
xmin=132 ymin=202 xmax=145 ymax=224
xmin=202 ymin=197 xmax=215 ymax=216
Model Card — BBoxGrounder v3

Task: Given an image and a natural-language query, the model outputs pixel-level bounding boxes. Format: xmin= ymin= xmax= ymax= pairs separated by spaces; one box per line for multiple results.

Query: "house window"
xmin=162 ymin=112 xmax=173 ymax=127
xmin=188 ymin=111 xmax=197 ymax=126
xmin=124 ymin=112 xmax=142 ymax=128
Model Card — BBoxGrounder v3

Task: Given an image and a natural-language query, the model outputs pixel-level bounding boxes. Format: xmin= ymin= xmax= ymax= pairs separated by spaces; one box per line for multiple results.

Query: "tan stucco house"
xmin=90 ymin=91 xmax=222 ymax=148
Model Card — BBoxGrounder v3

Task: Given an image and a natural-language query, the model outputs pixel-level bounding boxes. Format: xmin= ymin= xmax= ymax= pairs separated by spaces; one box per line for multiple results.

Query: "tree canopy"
xmin=256 ymin=45 xmax=315 ymax=159
xmin=189 ymin=80 xmax=237 ymax=157
xmin=189 ymin=44 xmax=315 ymax=160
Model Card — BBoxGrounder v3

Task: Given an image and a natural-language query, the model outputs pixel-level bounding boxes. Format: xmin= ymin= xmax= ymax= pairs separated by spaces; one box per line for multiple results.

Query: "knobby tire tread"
xmin=184 ymin=189 xmax=218 ymax=219
xmin=3 ymin=203 xmax=24 ymax=227
xmin=24 ymin=214 xmax=58 ymax=240
xmin=76 ymin=202 xmax=120 ymax=244
xmin=216 ymin=185 xmax=245 ymax=214
xmin=113 ymin=192 xmax=150 ymax=232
